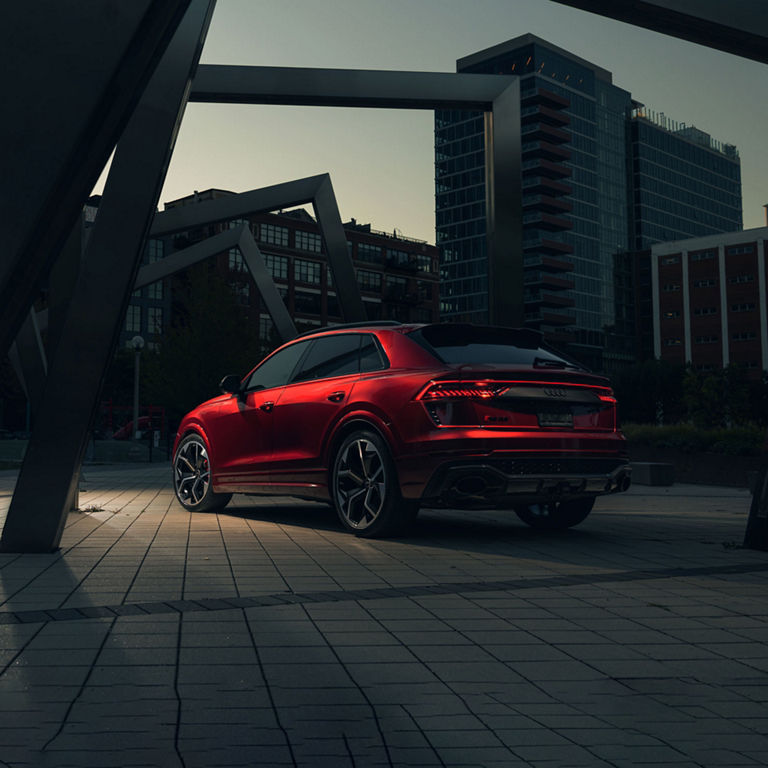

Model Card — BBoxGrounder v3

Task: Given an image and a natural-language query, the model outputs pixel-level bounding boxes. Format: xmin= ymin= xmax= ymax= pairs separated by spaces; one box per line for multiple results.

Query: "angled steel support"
xmin=550 ymin=0 xmax=768 ymax=64
xmin=151 ymin=173 xmax=366 ymax=322
xmin=189 ymin=65 xmax=523 ymax=327
xmin=1 ymin=0 xmax=217 ymax=554
xmin=136 ymin=224 xmax=297 ymax=341
xmin=0 ymin=0 xmax=194 ymax=359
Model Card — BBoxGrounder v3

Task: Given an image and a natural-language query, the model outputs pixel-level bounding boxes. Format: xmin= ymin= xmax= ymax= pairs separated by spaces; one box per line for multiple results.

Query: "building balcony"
xmin=523 ymin=213 xmax=573 ymax=232
xmin=523 ymin=194 xmax=573 ymax=214
xmin=521 ymin=104 xmax=570 ymax=127
xmin=526 ymin=309 xmax=576 ymax=326
xmin=525 ymin=290 xmax=575 ymax=308
xmin=521 ymin=87 xmax=570 ymax=109
xmin=523 ymin=238 xmax=574 ymax=257
xmin=524 ymin=271 xmax=575 ymax=291
xmin=522 ymin=176 xmax=572 ymax=197
xmin=522 ymin=141 xmax=572 ymax=162
xmin=542 ymin=327 xmax=576 ymax=345
xmin=521 ymin=158 xmax=572 ymax=179
xmin=521 ymin=123 xmax=571 ymax=144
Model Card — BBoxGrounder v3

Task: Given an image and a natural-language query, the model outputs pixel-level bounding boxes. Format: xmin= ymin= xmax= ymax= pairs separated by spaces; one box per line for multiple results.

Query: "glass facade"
xmin=435 ymin=35 xmax=742 ymax=370
xmin=630 ymin=117 xmax=742 ymax=249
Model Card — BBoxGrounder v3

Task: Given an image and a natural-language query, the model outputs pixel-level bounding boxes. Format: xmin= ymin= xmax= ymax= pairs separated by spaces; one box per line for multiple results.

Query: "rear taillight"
xmin=417 ymin=381 xmax=510 ymax=401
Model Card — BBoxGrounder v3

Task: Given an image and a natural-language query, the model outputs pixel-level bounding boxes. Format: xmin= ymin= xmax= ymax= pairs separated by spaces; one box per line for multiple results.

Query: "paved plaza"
xmin=0 ymin=465 xmax=767 ymax=767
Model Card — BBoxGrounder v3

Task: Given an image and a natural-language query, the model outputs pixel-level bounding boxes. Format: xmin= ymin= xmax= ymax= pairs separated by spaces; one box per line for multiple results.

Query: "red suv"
xmin=172 ymin=322 xmax=630 ymax=536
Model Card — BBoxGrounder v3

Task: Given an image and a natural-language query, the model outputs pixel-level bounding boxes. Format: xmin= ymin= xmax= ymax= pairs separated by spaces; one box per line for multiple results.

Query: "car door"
xmin=208 ymin=339 xmax=312 ymax=489
xmin=269 ymin=333 xmax=363 ymax=488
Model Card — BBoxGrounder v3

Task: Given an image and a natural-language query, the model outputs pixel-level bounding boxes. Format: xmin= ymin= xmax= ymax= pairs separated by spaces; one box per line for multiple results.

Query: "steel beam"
xmin=135 ymin=224 xmax=297 ymax=341
xmin=191 ymin=65 xmax=511 ymax=110
xmin=1 ymin=0 xmax=217 ymax=554
xmin=485 ymin=82 xmax=523 ymax=328
xmin=0 ymin=0 xmax=193 ymax=360
xmin=550 ymin=0 xmax=768 ymax=64
xmin=151 ymin=173 xmax=366 ymax=323
xmin=188 ymin=65 xmax=523 ymax=327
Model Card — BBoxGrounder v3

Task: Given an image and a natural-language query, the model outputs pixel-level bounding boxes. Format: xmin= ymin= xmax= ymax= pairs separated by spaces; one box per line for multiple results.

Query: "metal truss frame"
xmin=136 ymin=224 xmax=298 ymax=342
xmin=149 ymin=173 xmax=365 ymax=325
xmin=189 ymin=65 xmax=523 ymax=328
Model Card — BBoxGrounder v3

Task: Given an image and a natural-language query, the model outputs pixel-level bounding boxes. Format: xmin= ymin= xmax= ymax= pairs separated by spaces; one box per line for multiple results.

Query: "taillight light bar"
xmin=417 ymin=381 xmax=511 ymax=400
xmin=416 ymin=379 xmax=614 ymax=401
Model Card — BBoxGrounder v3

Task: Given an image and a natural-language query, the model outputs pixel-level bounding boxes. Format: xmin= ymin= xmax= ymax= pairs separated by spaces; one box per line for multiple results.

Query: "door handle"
xmin=327 ymin=391 xmax=345 ymax=403
xmin=259 ymin=401 xmax=274 ymax=412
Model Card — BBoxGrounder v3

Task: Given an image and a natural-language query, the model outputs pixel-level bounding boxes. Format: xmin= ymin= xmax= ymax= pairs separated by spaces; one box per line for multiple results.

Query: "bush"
xmin=622 ymin=423 xmax=765 ymax=456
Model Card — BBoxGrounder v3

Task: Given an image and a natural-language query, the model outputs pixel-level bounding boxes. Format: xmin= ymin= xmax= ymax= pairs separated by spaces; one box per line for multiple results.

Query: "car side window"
xmin=291 ymin=334 xmax=361 ymax=383
xmin=244 ymin=340 xmax=311 ymax=391
xmin=360 ymin=334 xmax=387 ymax=372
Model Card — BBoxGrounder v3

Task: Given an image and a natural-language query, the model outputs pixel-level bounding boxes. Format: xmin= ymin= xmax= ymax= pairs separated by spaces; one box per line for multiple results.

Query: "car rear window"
xmin=407 ymin=324 xmax=585 ymax=369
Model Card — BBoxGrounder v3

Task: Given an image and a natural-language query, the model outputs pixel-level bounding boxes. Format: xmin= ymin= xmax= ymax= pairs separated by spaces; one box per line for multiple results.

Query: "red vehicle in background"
xmin=172 ymin=322 xmax=630 ymax=537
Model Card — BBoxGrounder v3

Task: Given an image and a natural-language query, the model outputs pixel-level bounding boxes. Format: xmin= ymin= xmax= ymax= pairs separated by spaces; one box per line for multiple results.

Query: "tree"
xmin=142 ymin=264 xmax=265 ymax=425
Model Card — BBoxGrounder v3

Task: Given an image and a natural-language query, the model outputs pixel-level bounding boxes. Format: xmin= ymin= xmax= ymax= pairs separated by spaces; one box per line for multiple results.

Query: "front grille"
xmin=494 ymin=458 xmax=627 ymax=476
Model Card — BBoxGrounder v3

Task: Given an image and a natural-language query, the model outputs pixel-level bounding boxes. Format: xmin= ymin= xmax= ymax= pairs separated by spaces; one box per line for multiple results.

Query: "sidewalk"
xmin=1 ymin=466 xmax=767 ymax=767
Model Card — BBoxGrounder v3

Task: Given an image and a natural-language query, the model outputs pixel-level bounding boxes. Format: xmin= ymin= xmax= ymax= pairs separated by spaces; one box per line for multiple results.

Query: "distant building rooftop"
xmin=630 ymin=107 xmax=739 ymax=159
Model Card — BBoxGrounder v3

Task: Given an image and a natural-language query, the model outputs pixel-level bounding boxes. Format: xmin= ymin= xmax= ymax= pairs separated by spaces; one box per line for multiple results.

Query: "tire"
xmin=331 ymin=429 xmax=417 ymax=537
xmin=173 ymin=433 xmax=232 ymax=513
xmin=514 ymin=497 xmax=595 ymax=530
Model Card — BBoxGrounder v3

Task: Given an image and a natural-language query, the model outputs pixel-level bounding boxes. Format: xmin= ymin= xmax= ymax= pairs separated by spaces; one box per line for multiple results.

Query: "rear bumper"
xmin=415 ymin=456 xmax=630 ymax=508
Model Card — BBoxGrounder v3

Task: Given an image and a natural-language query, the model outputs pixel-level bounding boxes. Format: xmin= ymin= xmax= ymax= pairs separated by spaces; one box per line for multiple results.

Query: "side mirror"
xmin=219 ymin=374 xmax=241 ymax=395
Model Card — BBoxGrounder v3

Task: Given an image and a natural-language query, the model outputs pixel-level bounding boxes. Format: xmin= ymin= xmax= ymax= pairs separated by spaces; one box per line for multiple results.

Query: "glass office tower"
xmin=435 ymin=34 xmax=742 ymax=370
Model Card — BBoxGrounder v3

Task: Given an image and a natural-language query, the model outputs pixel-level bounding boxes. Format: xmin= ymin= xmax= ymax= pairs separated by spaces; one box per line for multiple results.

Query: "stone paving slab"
xmin=0 ymin=465 xmax=767 ymax=767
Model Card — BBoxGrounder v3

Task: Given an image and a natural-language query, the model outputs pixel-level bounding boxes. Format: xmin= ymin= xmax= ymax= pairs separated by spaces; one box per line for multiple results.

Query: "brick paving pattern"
xmin=0 ymin=465 xmax=767 ymax=767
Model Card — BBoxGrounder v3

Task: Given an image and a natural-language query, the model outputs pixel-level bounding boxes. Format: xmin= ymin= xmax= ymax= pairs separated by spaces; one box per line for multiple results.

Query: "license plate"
xmin=537 ymin=411 xmax=573 ymax=428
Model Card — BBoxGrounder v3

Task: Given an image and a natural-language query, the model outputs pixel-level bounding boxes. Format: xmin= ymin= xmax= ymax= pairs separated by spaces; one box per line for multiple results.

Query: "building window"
xmin=295 ymin=259 xmax=321 ymax=285
xmin=294 ymin=290 xmax=321 ymax=315
xmin=295 ymin=230 xmax=322 ymax=253
xmin=727 ymin=245 xmax=754 ymax=255
xmin=662 ymin=283 xmax=680 ymax=292
xmin=664 ymin=338 xmax=681 ymax=346
xmin=695 ymin=335 xmax=718 ymax=344
xmin=147 ymin=307 xmax=163 ymax=336
xmin=693 ymin=306 xmax=717 ymax=316
xmin=260 ymin=223 xmax=289 ymax=247
xmin=357 ymin=242 xmax=382 ymax=263
xmin=663 ymin=310 xmax=680 ymax=319
xmin=227 ymin=218 xmax=247 ymax=229
xmin=357 ymin=270 xmax=382 ymax=292
xmin=733 ymin=331 xmax=757 ymax=341
xmin=147 ymin=239 xmax=164 ymax=263
xmin=693 ymin=279 xmax=717 ymax=288
xmin=147 ymin=281 xmax=163 ymax=300
xmin=387 ymin=249 xmax=413 ymax=268
xmin=125 ymin=305 xmax=141 ymax=333
xmin=417 ymin=281 xmax=433 ymax=301
xmin=731 ymin=303 xmax=756 ymax=313
xmin=229 ymin=249 xmax=245 ymax=272
xmin=690 ymin=250 xmax=716 ymax=261
xmin=417 ymin=253 xmax=434 ymax=273
xmin=729 ymin=274 xmax=754 ymax=284
xmin=230 ymin=282 xmax=250 ymax=306
xmin=662 ymin=256 xmax=680 ymax=265
xmin=264 ymin=253 xmax=288 ymax=280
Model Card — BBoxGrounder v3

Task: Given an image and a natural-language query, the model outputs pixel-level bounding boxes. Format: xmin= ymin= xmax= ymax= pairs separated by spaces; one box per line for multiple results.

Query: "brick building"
xmin=636 ymin=227 xmax=768 ymax=376
xmin=123 ymin=189 xmax=441 ymax=352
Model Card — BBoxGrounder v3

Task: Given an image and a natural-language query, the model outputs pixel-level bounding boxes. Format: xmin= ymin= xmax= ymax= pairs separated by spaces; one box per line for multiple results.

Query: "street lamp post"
xmin=131 ymin=335 xmax=145 ymax=440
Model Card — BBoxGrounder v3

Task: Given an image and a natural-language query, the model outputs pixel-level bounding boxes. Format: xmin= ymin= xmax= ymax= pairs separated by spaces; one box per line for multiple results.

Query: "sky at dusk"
xmin=112 ymin=0 xmax=767 ymax=243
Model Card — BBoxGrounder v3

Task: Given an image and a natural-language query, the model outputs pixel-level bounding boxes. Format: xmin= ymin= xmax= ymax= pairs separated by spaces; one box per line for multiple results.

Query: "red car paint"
xmin=173 ymin=323 xmax=630 ymax=516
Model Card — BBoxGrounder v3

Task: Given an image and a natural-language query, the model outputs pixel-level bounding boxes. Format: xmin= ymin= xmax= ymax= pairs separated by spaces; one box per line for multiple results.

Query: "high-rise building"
xmin=435 ymin=34 xmax=742 ymax=371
